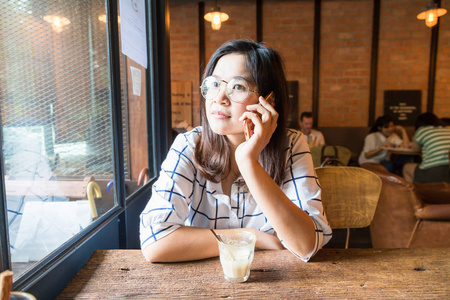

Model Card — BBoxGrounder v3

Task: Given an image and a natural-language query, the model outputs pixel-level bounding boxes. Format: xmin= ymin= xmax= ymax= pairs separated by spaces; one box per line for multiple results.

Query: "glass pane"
xmin=122 ymin=58 xmax=151 ymax=196
xmin=117 ymin=7 xmax=152 ymax=197
xmin=0 ymin=0 xmax=116 ymax=279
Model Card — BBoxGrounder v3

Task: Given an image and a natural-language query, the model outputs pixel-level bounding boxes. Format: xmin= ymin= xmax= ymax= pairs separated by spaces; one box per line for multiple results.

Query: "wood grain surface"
xmin=58 ymin=248 xmax=449 ymax=299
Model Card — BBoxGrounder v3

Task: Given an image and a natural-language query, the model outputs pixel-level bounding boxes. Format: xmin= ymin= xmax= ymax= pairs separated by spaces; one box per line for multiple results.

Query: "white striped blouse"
xmin=139 ymin=127 xmax=332 ymax=261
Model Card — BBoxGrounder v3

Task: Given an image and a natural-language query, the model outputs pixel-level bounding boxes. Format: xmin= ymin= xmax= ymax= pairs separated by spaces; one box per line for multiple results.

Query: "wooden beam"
xmin=427 ymin=0 xmax=441 ymax=112
xmin=368 ymin=0 xmax=380 ymax=126
xmin=312 ymin=0 xmax=321 ymax=127
xmin=257 ymin=0 xmax=263 ymax=43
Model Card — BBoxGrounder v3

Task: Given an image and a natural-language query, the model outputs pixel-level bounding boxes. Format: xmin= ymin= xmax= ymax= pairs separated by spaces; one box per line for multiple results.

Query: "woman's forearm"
xmin=364 ymin=147 xmax=383 ymax=159
xmin=398 ymin=126 xmax=410 ymax=147
xmin=237 ymin=160 xmax=317 ymax=260
xmin=142 ymin=226 xmax=218 ymax=262
xmin=142 ymin=226 xmax=283 ymax=263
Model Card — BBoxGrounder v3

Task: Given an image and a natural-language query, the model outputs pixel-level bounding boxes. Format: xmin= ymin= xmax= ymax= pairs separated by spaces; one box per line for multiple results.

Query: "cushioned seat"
xmin=361 ymin=163 xmax=450 ymax=248
xmin=414 ymin=182 xmax=450 ymax=204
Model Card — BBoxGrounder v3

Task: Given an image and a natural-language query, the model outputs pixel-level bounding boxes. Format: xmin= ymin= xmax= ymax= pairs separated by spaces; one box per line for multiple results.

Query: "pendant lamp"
xmin=417 ymin=3 xmax=447 ymax=28
xmin=204 ymin=1 xmax=229 ymax=30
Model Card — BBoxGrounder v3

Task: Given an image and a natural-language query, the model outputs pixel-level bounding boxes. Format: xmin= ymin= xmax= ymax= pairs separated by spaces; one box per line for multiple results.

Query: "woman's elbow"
xmin=142 ymin=247 xmax=156 ymax=262
xmin=288 ymin=235 xmax=317 ymax=261
xmin=142 ymin=243 xmax=166 ymax=263
xmin=288 ymin=243 xmax=316 ymax=262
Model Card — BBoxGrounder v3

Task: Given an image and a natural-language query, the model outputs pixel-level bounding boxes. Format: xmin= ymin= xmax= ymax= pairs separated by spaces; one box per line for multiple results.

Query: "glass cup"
xmin=217 ymin=230 xmax=256 ymax=283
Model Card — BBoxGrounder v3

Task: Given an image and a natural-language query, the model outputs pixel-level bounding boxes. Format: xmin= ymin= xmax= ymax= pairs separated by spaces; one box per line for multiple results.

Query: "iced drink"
xmin=217 ymin=230 xmax=256 ymax=283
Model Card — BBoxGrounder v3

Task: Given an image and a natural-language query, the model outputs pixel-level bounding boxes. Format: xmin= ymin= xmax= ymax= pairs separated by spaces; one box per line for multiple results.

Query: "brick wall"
xmin=170 ymin=0 xmax=450 ymax=128
xmin=320 ymin=0 xmax=372 ymax=127
xmin=377 ymin=0 xmax=431 ymax=118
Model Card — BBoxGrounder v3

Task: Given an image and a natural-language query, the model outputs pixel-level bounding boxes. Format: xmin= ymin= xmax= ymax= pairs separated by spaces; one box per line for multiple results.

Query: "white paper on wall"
xmin=119 ymin=0 xmax=147 ymax=68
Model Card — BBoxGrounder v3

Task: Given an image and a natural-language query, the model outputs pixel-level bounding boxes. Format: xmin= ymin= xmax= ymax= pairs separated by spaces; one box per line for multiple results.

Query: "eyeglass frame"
xmin=200 ymin=75 xmax=259 ymax=103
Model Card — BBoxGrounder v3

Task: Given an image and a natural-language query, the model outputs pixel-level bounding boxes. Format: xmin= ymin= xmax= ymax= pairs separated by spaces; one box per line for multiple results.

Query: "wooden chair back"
xmin=316 ymin=166 xmax=382 ymax=230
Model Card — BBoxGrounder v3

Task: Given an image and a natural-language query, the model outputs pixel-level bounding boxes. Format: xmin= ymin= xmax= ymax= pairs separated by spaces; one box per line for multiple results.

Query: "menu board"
xmin=171 ymin=81 xmax=192 ymax=129
xmin=384 ymin=90 xmax=421 ymax=126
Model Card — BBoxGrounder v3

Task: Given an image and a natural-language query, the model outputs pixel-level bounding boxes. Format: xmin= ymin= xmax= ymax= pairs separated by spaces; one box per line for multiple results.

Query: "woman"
xmin=403 ymin=113 xmax=450 ymax=183
xmin=140 ymin=40 xmax=331 ymax=262
xmin=358 ymin=115 xmax=409 ymax=173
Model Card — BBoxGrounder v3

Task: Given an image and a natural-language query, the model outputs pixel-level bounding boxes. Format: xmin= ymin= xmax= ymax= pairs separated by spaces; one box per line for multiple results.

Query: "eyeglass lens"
xmin=201 ymin=76 xmax=250 ymax=103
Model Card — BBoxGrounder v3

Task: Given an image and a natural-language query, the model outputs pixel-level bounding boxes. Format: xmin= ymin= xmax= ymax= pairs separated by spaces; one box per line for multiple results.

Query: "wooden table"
xmin=58 ymin=248 xmax=449 ymax=299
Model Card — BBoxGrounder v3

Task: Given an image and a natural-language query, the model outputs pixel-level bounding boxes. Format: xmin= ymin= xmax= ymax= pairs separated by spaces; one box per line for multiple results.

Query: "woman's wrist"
xmin=236 ymin=156 xmax=260 ymax=174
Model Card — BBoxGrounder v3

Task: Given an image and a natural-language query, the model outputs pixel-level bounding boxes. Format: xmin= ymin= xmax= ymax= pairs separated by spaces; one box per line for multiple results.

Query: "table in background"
xmin=385 ymin=147 xmax=422 ymax=164
xmin=58 ymin=248 xmax=449 ymax=299
xmin=384 ymin=147 xmax=421 ymax=156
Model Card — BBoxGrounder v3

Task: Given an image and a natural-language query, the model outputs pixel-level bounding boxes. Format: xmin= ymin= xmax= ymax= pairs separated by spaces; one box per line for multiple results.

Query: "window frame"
xmin=0 ymin=0 xmax=171 ymax=298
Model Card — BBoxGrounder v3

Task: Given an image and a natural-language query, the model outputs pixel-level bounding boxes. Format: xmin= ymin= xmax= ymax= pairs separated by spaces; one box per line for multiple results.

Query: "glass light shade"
xmin=98 ymin=14 xmax=121 ymax=24
xmin=98 ymin=14 xmax=107 ymax=23
xmin=417 ymin=5 xmax=447 ymax=28
xmin=426 ymin=9 xmax=438 ymax=27
xmin=204 ymin=7 xmax=229 ymax=31
xmin=43 ymin=15 xmax=71 ymax=32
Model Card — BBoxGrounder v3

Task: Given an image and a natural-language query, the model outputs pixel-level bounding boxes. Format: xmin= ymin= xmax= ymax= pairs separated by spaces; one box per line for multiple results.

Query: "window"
xmin=0 ymin=0 xmax=156 ymax=283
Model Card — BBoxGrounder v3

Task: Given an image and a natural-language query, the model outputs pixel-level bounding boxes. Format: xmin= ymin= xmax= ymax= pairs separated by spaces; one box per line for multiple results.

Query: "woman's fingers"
xmin=259 ymin=96 xmax=276 ymax=113
xmin=245 ymin=97 xmax=278 ymax=122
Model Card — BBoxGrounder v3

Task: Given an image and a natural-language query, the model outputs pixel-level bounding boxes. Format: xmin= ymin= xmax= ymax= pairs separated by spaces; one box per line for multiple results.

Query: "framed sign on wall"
xmin=384 ymin=90 xmax=421 ymax=126
xmin=287 ymin=81 xmax=299 ymax=129
xmin=171 ymin=81 xmax=192 ymax=132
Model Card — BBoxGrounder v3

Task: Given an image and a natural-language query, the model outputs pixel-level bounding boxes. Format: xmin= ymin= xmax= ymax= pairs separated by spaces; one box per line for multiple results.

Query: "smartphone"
xmin=243 ymin=91 xmax=275 ymax=141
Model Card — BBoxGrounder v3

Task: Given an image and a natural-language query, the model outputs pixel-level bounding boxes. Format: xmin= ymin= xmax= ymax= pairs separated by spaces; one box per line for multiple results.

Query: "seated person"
xmin=441 ymin=117 xmax=450 ymax=126
xmin=298 ymin=112 xmax=325 ymax=148
xmin=358 ymin=115 xmax=409 ymax=173
xmin=139 ymin=40 xmax=331 ymax=263
xmin=175 ymin=120 xmax=194 ymax=132
xmin=403 ymin=113 xmax=450 ymax=183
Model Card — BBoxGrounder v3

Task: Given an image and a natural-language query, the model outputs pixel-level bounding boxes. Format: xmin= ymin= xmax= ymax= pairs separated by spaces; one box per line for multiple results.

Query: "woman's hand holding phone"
xmin=237 ymin=91 xmax=278 ymax=164
xmin=243 ymin=91 xmax=275 ymax=141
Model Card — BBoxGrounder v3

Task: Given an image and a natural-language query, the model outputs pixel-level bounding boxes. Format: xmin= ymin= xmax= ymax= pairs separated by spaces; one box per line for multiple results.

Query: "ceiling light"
xmin=43 ymin=15 xmax=71 ymax=33
xmin=417 ymin=3 xmax=447 ymax=28
xmin=204 ymin=1 xmax=229 ymax=31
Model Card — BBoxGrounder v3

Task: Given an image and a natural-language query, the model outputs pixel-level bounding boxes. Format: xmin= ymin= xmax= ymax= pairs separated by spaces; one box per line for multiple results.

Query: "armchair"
xmin=361 ymin=163 xmax=450 ymax=248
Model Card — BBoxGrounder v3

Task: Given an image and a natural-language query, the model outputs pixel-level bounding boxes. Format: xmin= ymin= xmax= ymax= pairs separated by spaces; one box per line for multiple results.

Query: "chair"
xmin=360 ymin=163 xmax=450 ymax=248
xmin=316 ymin=166 xmax=382 ymax=248
xmin=311 ymin=145 xmax=352 ymax=168
xmin=361 ymin=162 xmax=450 ymax=205
xmin=413 ymin=182 xmax=450 ymax=204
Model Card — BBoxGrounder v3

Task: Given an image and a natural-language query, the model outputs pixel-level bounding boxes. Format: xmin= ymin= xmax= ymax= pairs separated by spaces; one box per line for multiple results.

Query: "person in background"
xmin=441 ymin=117 xmax=450 ymax=126
xmin=358 ymin=115 xmax=409 ymax=173
xmin=403 ymin=112 xmax=450 ymax=183
xmin=298 ymin=112 xmax=325 ymax=148
xmin=139 ymin=40 xmax=331 ymax=263
xmin=175 ymin=120 xmax=194 ymax=132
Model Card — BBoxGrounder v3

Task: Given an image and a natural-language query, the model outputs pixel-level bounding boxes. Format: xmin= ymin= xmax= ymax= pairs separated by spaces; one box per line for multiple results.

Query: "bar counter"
xmin=58 ymin=248 xmax=449 ymax=299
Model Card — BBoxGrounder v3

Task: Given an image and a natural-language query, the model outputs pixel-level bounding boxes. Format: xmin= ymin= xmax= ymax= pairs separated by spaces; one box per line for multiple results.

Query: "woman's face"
xmin=379 ymin=121 xmax=395 ymax=137
xmin=205 ymin=53 xmax=259 ymax=142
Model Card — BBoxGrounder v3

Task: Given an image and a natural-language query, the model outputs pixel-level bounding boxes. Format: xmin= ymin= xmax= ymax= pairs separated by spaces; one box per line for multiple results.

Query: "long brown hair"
xmin=194 ymin=40 xmax=288 ymax=186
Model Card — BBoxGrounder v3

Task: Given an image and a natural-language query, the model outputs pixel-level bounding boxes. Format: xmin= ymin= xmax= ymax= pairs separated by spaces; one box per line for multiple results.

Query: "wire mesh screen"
xmin=0 ymin=0 xmax=129 ymax=178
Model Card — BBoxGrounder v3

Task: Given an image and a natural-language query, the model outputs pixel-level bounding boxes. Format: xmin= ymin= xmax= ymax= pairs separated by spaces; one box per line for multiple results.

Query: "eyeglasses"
xmin=200 ymin=76 xmax=258 ymax=103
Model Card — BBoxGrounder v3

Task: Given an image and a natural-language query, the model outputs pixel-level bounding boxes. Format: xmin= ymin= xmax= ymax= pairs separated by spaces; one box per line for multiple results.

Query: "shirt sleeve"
xmin=317 ymin=131 xmax=325 ymax=146
xmin=358 ymin=133 xmax=376 ymax=165
xmin=362 ymin=133 xmax=376 ymax=154
xmin=277 ymin=130 xmax=332 ymax=261
xmin=139 ymin=132 xmax=198 ymax=251
xmin=413 ymin=127 xmax=426 ymax=146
